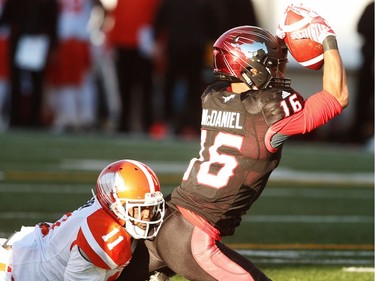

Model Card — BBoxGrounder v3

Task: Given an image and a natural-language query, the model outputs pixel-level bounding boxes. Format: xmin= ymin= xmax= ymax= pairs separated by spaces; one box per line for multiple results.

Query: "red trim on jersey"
xmin=77 ymin=228 xmax=109 ymax=269
xmin=178 ymin=206 xmax=221 ymax=241
xmin=70 ymin=240 xmax=77 ymax=251
xmin=76 ymin=209 xmax=132 ymax=270
xmin=191 ymin=226 xmax=254 ymax=281
xmin=266 ymin=90 xmax=343 ymax=152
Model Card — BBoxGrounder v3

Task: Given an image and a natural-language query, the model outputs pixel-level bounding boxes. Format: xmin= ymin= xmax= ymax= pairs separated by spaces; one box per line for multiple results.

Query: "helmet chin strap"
xmin=241 ymin=72 xmax=253 ymax=87
xmin=213 ymin=72 xmax=241 ymax=83
xmin=268 ymin=77 xmax=291 ymax=88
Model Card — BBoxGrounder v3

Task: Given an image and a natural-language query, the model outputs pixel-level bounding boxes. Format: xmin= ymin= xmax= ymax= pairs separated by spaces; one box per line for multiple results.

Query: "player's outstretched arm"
xmin=295 ymin=13 xmax=349 ymax=109
xmin=322 ymin=36 xmax=349 ymax=108
xmin=277 ymin=5 xmax=349 ymax=109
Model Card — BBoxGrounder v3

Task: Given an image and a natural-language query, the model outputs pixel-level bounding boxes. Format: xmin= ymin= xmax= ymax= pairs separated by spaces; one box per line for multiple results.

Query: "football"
xmin=282 ymin=7 xmax=324 ymax=70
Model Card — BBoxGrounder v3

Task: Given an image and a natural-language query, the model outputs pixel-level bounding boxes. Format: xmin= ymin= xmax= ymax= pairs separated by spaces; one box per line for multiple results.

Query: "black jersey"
xmin=170 ymin=81 xmax=304 ymax=236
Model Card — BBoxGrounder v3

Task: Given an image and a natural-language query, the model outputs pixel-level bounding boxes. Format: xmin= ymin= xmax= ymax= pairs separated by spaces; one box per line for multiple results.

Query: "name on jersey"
xmin=201 ymin=109 xmax=243 ymax=129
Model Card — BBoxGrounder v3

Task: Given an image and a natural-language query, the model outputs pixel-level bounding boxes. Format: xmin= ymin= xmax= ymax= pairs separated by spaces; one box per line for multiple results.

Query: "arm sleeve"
xmin=266 ymin=90 xmax=343 ymax=151
xmin=64 ymin=245 xmax=106 ymax=281
xmin=76 ymin=210 xmax=132 ymax=270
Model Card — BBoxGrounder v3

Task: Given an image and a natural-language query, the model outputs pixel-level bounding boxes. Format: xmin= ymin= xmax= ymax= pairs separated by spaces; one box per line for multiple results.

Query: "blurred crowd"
xmin=0 ymin=0 xmax=372 ymax=146
xmin=0 ymin=0 xmax=258 ymax=138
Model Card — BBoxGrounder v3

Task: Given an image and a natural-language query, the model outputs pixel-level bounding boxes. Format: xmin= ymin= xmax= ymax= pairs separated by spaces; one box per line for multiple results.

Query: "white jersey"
xmin=7 ymin=197 xmax=133 ymax=281
xmin=58 ymin=0 xmax=93 ymax=40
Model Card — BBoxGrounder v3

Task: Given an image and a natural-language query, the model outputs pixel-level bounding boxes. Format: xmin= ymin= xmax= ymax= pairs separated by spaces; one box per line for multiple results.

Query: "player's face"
xmin=128 ymin=206 xmax=155 ymax=229
xmin=271 ymin=65 xmax=286 ymax=78
xmin=277 ymin=62 xmax=287 ymax=77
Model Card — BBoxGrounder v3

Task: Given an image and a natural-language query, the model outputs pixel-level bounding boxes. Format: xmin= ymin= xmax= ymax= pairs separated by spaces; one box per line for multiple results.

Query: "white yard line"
xmin=0 ymin=160 xmax=373 ymax=185
xmin=60 ymin=159 xmax=374 ymax=185
xmin=262 ymin=187 xmax=373 ymax=199
xmin=0 ymin=225 xmax=372 ymax=267
xmin=237 ymin=249 xmax=374 ymax=265
xmin=343 ymin=267 xmax=375 ymax=273
xmin=270 ymin=168 xmax=374 ymax=185
xmin=0 ymin=211 xmax=371 ymax=224
xmin=60 ymin=159 xmax=189 ymax=174
xmin=0 ymin=183 xmax=373 ymax=200
xmin=0 ymin=212 xmax=63 ymax=219
xmin=242 ymin=215 xmax=374 ymax=223
xmin=0 ymin=184 xmax=90 ymax=193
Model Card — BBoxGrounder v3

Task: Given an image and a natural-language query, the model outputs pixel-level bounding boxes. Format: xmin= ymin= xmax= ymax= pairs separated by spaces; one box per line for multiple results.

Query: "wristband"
xmin=323 ymin=35 xmax=338 ymax=51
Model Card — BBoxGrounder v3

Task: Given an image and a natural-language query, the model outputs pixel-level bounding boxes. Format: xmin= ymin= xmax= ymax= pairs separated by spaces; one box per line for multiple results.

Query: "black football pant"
xmin=118 ymin=207 xmax=272 ymax=281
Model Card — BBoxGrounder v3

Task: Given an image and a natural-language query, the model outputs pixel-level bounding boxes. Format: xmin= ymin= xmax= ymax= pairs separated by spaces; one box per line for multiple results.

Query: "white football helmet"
xmin=96 ymin=159 xmax=165 ymax=239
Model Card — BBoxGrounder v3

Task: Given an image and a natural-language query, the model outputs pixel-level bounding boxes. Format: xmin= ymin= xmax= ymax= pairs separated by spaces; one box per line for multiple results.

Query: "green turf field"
xmin=0 ymin=129 xmax=373 ymax=281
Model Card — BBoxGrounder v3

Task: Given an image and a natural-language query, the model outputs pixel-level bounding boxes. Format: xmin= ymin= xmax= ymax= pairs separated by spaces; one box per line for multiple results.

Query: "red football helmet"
xmin=213 ymin=25 xmax=289 ymax=89
xmin=96 ymin=159 xmax=165 ymax=239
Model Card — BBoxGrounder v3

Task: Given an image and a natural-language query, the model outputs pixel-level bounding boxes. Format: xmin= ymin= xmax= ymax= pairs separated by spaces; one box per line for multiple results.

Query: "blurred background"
xmin=0 ymin=0 xmax=372 ymax=148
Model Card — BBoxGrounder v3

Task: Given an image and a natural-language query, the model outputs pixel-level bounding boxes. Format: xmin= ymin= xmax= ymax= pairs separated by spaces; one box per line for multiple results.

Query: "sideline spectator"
xmin=151 ymin=0 xmax=222 ymax=139
xmin=0 ymin=0 xmax=58 ymax=128
xmin=106 ymin=0 xmax=161 ymax=135
xmin=217 ymin=0 xmax=259 ymax=33
xmin=347 ymin=1 xmax=374 ymax=144
xmin=46 ymin=0 xmax=101 ymax=133
xmin=89 ymin=2 xmax=122 ymax=133
xmin=0 ymin=0 xmax=9 ymax=132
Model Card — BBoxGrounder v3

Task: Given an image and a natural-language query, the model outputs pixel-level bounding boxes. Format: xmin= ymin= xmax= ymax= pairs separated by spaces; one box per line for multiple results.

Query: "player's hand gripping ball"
xmin=276 ymin=4 xmax=336 ymax=70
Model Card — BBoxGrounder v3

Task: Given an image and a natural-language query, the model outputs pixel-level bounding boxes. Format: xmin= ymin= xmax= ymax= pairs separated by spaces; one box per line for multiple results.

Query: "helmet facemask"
xmin=226 ymin=48 xmax=288 ymax=89
xmin=119 ymin=192 xmax=165 ymax=239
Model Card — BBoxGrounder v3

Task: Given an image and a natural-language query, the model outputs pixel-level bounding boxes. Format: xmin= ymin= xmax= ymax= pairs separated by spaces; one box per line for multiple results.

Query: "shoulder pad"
xmin=263 ymin=89 xmax=304 ymax=125
xmin=242 ymin=88 xmax=304 ymax=125
xmin=76 ymin=209 xmax=132 ymax=270
xmin=241 ymin=88 xmax=282 ymax=114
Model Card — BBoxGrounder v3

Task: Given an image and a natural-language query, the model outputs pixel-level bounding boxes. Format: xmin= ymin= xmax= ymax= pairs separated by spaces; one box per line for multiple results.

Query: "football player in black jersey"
xmin=118 ymin=6 xmax=348 ymax=281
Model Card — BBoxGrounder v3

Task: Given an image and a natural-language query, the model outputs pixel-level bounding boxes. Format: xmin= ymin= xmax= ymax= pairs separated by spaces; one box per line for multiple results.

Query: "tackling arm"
xmin=64 ymin=245 xmax=106 ymax=281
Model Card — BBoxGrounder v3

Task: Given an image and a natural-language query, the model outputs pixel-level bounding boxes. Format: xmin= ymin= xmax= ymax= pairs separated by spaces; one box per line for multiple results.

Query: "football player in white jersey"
xmin=0 ymin=159 xmax=165 ymax=281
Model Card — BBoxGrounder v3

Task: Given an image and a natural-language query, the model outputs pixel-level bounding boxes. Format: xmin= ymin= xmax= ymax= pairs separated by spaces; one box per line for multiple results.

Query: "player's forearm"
xmin=322 ymin=37 xmax=349 ymax=108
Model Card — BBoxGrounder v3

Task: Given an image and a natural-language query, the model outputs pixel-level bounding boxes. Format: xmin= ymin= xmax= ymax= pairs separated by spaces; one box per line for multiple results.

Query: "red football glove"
xmin=277 ymin=4 xmax=336 ymax=44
